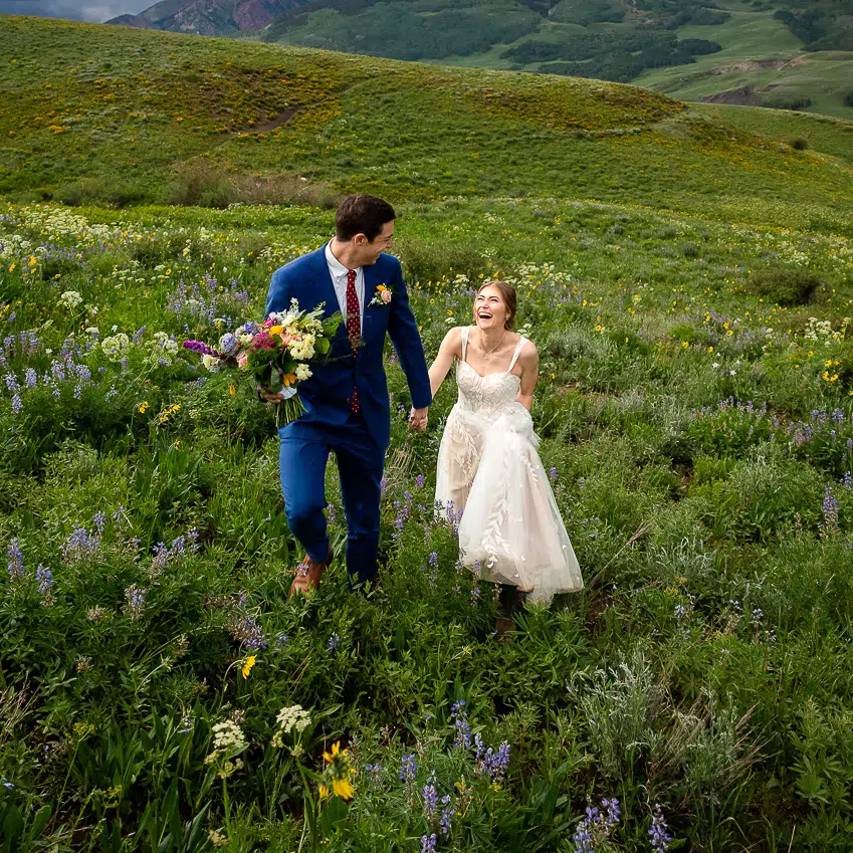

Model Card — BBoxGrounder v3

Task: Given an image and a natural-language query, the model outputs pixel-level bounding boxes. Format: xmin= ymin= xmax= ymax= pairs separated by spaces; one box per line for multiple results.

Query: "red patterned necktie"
xmin=345 ymin=268 xmax=361 ymax=414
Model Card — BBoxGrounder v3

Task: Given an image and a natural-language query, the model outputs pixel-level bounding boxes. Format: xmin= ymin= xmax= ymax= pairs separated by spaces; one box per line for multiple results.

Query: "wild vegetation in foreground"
xmin=0 ymin=194 xmax=851 ymax=850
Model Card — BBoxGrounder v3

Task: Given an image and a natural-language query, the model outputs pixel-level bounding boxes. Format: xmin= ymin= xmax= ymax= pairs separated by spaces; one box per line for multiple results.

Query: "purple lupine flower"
xmin=92 ymin=512 xmax=107 ymax=534
xmin=842 ymin=472 xmax=852 ymax=490
xmin=648 ymin=803 xmax=673 ymax=852
xmin=228 ymin=615 xmax=268 ymax=650
xmin=6 ymin=538 xmax=24 ymax=578
xmin=400 ymin=752 xmax=417 ymax=783
xmin=420 ymin=834 xmax=437 ymax=853
xmin=822 ymin=484 xmax=840 ymax=529
xmin=393 ymin=503 xmax=410 ymax=531
xmin=674 ymin=604 xmax=687 ymax=620
xmin=451 ymin=700 xmax=471 ymax=749
xmin=327 ymin=633 xmax=340 ymax=654
xmin=125 ymin=584 xmax=146 ymax=618
xmin=10 ymin=393 xmax=22 ymax=415
xmin=275 ymin=632 xmax=289 ymax=647
xmin=439 ymin=795 xmax=455 ymax=836
xmin=415 ymin=473 xmax=426 ymax=489
xmin=751 ymin=608 xmax=764 ymax=625
xmin=422 ymin=781 xmax=438 ymax=818
xmin=601 ymin=797 xmax=620 ymax=827
xmin=428 ymin=551 xmax=438 ymax=568
xmin=548 ymin=466 xmax=558 ymax=482
xmin=572 ymin=817 xmax=594 ymax=853
xmin=61 ymin=527 xmax=101 ymax=563
xmin=4 ymin=372 xmax=19 ymax=394
xmin=35 ymin=564 xmax=53 ymax=595
xmin=365 ymin=763 xmax=382 ymax=784
xmin=24 ymin=368 xmax=37 ymax=388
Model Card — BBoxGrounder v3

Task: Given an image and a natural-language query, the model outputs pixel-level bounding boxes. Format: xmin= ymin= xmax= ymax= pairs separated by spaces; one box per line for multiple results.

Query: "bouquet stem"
xmin=276 ymin=394 xmax=306 ymax=429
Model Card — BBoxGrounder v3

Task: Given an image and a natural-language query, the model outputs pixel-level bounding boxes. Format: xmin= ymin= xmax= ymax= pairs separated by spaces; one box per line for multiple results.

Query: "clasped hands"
xmin=258 ymin=383 xmax=429 ymax=430
xmin=409 ymin=406 xmax=428 ymax=431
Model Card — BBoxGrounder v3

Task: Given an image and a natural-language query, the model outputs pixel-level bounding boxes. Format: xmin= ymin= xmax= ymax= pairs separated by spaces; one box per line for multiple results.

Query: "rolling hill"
xmin=2 ymin=14 xmax=851 ymax=232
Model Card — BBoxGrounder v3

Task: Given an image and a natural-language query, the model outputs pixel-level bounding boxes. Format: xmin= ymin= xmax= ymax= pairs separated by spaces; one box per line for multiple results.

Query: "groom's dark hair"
xmin=336 ymin=195 xmax=396 ymax=242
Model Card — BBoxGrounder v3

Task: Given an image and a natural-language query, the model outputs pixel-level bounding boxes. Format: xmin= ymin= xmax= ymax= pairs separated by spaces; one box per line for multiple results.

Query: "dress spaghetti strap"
xmin=461 ymin=326 xmax=470 ymax=363
xmin=507 ymin=336 xmax=526 ymax=373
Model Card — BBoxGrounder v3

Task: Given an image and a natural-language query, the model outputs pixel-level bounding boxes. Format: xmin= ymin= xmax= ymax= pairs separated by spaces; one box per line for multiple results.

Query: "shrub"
xmin=747 ymin=268 xmax=823 ymax=306
xmin=166 ymin=158 xmax=233 ymax=208
xmin=763 ymin=95 xmax=812 ymax=111
xmin=789 ymin=137 xmax=809 ymax=150
xmin=396 ymin=237 xmax=486 ymax=289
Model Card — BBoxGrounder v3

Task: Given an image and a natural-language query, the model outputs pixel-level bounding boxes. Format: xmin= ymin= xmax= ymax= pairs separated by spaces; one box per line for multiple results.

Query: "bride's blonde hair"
xmin=476 ymin=280 xmax=517 ymax=330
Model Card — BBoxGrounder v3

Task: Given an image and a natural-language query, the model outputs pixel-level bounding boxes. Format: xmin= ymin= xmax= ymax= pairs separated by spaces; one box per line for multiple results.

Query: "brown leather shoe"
xmin=495 ymin=615 xmax=515 ymax=639
xmin=289 ymin=548 xmax=333 ymax=596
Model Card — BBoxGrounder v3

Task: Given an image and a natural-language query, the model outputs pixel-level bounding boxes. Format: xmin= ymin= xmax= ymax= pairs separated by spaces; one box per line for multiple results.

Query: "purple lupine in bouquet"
xmin=183 ymin=299 xmax=340 ymax=425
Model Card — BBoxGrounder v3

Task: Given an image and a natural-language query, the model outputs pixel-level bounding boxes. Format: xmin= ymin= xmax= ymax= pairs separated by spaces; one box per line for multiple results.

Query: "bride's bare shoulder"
xmin=439 ymin=325 xmax=466 ymax=358
xmin=518 ymin=336 xmax=539 ymax=363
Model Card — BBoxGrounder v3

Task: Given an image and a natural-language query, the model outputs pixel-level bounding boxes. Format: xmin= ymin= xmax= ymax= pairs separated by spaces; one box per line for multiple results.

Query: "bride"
xmin=428 ymin=280 xmax=583 ymax=613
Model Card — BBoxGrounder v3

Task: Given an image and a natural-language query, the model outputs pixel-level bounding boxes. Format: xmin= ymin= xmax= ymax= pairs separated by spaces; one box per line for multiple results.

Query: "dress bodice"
xmin=455 ymin=328 xmax=526 ymax=416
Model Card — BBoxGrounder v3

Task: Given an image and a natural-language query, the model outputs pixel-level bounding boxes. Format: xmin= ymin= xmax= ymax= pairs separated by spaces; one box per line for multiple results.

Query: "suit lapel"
xmin=361 ymin=264 xmax=375 ymax=346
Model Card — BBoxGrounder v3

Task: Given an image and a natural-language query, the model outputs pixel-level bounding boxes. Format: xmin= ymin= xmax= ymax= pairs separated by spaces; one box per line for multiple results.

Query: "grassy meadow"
xmin=1 ymin=14 xmax=853 ymax=853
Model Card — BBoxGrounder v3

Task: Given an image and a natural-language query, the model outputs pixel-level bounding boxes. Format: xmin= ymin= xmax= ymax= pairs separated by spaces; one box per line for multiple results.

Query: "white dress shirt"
xmin=325 ymin=241 xmax=364 ymax=328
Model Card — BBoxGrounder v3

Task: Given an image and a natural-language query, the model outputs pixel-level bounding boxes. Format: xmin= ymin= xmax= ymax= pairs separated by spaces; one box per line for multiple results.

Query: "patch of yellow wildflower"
xmin=318 ymin=741 xmax=356 ymax=801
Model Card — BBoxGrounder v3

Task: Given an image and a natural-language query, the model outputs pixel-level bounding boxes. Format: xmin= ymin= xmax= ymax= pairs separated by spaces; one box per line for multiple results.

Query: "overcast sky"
xmin=0 ymin=0 xmax=151 ymax=22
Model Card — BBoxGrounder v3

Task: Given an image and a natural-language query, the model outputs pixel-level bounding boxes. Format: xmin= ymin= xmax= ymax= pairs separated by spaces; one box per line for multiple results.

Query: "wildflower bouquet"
xmin=183 ymin=299 xmax=341 ymax=425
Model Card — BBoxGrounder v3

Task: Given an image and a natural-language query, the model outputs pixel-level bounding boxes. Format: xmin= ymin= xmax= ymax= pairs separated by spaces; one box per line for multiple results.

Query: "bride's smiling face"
xmin=473 ymin=285 xmax=510 ymax=331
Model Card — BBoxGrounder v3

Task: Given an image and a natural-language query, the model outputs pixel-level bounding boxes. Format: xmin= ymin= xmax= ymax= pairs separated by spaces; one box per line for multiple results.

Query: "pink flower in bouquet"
xmin=237 ymin=351 xmax=249 ymax=369
xmin=253 ymin=332 xmax=277 ymax=350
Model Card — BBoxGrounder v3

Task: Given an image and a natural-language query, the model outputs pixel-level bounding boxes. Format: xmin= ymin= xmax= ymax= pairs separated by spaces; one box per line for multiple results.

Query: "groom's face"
xmin=353 ymin=220 xmax=395 ymax=266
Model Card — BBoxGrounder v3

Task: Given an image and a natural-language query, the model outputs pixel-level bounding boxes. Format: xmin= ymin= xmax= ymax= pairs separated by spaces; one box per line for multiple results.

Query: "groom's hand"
xmin=408 ymin=406 xmax=428 ymax=431
xmin=256 ymin=383 xmax=283 ymax=403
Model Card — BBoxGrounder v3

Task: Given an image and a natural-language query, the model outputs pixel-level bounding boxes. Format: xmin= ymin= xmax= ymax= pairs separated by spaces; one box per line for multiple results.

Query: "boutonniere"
xmin=368 ymin=284 xmax=393 ymax=307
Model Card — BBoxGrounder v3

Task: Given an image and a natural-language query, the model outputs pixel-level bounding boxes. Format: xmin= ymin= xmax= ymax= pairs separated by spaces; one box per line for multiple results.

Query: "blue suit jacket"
xmin=264 ymin=246 xmax=432 ymax=449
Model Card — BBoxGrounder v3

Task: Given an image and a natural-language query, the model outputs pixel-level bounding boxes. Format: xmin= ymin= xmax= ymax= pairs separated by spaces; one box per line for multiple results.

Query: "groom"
xmin=264 ymin=194 xmax=431 ymax=594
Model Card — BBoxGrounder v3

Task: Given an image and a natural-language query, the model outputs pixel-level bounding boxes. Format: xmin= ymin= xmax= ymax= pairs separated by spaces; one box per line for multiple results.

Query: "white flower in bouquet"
xmin=101 ymin=332 xmax=130 ymax=362
xmin=201 ymin=353 xmax=221 ymax=372
xmin=295 ymin=363 xmax=312 ymax=381
xmin=289 ymin=334 xmax=316 ymax=360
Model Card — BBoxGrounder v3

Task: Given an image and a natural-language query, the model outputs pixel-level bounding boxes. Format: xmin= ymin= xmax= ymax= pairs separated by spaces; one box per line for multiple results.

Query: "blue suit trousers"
xmin=278 ymin=418 xmax=384 ymax=587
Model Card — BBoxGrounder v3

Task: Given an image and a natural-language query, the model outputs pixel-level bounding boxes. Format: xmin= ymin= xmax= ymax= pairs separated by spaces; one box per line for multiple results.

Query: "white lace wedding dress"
xmin=435 ymin=327 xmax=583 ymax=604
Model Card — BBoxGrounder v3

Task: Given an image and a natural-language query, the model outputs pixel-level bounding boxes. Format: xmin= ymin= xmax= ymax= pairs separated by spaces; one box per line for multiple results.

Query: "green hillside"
xmin=1 ymin=15 xmax=851 ymax=232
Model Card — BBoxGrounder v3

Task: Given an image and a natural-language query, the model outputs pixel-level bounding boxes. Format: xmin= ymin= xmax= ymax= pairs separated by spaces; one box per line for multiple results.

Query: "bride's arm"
xmin=428 ymin=327 xmax=462 ymax=397
xmin=516 ymin=342 xmax=539 ymax=411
